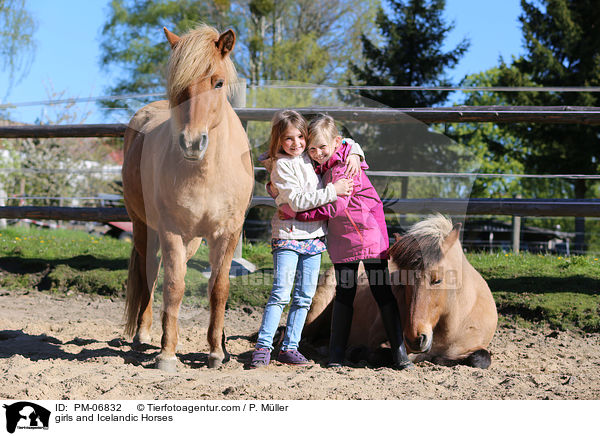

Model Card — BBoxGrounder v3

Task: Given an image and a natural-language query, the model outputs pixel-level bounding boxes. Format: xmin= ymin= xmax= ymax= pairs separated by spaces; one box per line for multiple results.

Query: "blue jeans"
xmin=256 ymin=249 xmax=321 ymax=351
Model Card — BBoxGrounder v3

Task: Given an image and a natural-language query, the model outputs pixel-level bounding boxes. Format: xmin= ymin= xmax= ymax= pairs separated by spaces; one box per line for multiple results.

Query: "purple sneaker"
xmin=277 ymin=349 xmax=310 ymax=366
xmin=249 ymin=348 xmax=271 ymax=368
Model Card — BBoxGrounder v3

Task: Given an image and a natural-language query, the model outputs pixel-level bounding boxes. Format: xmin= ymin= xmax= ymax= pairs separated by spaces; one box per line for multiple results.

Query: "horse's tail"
xmin=124 ymin=246 xmax=143 ymax=338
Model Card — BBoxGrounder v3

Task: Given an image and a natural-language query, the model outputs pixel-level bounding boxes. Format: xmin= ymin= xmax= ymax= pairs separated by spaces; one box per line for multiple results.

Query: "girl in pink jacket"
xmin=280 ymin=114 xmax=413 ymax=370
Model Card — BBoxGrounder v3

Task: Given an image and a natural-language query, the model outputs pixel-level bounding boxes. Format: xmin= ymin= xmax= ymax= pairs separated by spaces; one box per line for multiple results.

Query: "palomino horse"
xmin=122 ymin=24 xmax=253 ymax=371
xmin=303 ymin=215 xmax=497 ymax=368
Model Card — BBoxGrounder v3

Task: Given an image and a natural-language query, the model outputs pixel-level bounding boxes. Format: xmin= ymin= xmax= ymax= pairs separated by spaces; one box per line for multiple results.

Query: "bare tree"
xmin=0 ymin=0 xmax=37 ymax=100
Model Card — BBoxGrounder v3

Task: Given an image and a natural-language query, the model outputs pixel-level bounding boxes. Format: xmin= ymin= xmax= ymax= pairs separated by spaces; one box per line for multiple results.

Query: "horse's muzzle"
xmin=179 ymin=132 xmax=208 ymax=161
xmin=407 ymin=333 xmax=432 ymax=353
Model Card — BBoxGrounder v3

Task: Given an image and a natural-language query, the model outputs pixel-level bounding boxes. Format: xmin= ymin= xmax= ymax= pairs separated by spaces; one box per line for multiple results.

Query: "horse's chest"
xmin=160 ymin=184 xmax=240 ymax=231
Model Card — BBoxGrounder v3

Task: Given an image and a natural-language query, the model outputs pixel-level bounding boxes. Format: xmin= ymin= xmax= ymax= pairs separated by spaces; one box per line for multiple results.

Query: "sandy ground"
xmin=1 ymin=289 xmax=599 ymax=400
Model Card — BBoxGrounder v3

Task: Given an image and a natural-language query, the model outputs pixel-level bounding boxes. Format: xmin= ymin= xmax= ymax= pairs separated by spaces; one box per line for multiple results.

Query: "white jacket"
xmin=268 ymin=139 xmax=364 ymax=240
xmin=270 ymin=153 xmax=334 ymax=239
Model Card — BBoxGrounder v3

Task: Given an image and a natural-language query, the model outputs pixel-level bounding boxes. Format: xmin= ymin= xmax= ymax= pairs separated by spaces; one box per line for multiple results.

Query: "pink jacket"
xmin=292 ymin=141 xmax=389 ymax=264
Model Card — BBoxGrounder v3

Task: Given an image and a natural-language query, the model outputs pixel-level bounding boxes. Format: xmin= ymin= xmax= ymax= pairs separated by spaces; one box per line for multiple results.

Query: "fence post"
xmin=512 ymin=194 xmax=522 ymax=253
xmin=0 ymin=187 xmax=6 ymax=229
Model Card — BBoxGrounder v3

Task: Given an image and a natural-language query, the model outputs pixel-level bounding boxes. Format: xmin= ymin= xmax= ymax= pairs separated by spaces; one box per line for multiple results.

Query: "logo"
xmin=3 ymin=402 xmax=50 ymax=434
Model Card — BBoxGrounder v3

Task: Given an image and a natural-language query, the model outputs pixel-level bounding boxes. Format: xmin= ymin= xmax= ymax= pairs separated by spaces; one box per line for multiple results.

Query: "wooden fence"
xmin=1 ymin=106 xmax=599 ymax=223
xmin=2 ymin=106 xmax=600 ymax=140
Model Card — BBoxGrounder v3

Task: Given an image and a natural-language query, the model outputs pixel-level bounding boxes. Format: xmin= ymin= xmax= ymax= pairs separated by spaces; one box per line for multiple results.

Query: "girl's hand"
xmin=266 ymin=182 xmax=279 ymax=199
xmin=278 ymin=204 xmax=295 ymax=220
xmin=333 ymin=178 xmax=354 ymax=196
xmin=345 ymin=154 xmax=362 ymax=179
xmin=278 ymin=210 xmax=291 ymax=220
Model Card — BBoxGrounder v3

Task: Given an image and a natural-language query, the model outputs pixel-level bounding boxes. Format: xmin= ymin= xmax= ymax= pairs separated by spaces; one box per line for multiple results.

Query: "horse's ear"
xmin=163 ymin=27 xmax=180 ymax=49
xmin=216 ymin=29 xmax=236 ymax=57
xmin=442 ymin=223 xmax=462 ymax=251
xmin=393 ymin=233 xmax=402 ymax=242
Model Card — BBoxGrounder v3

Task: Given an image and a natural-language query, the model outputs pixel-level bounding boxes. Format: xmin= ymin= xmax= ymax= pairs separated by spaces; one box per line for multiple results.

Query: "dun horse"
xmin=303 ymin=215 xmax=497 ymax=368
xmin=122 ymin=25 xmax=253 ymax=371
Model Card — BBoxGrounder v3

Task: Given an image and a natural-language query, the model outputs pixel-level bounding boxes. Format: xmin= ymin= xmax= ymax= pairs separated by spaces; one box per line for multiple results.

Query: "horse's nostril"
xmin=417 ymin=334 xmax=427 ymax=349
xmin=179 ymin=132 xmax=187 ymax=151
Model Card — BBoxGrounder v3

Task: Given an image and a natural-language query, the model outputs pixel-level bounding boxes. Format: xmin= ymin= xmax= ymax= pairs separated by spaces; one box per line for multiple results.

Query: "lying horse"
xmin=303 ymin=215 xmax=497 ymax=368
xmin=122 ymin=24 xmax=253 ymax=371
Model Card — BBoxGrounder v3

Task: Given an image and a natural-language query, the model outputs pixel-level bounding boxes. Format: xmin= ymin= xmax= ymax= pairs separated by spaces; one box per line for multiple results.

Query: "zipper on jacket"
xmin=344 ymin=209 xmax=364 ymax=242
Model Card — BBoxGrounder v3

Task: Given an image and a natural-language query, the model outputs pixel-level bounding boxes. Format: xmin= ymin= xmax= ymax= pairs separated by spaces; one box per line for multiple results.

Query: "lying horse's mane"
xmin=167 ymin=24 xmax=238 ymax=105
xmin=389 ymin=214 xmax=454 ymax=271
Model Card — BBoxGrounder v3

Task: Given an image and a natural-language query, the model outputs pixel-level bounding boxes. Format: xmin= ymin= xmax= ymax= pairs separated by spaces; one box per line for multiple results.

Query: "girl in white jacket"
xmin=250 ymin=110 xmax=361 ymax=367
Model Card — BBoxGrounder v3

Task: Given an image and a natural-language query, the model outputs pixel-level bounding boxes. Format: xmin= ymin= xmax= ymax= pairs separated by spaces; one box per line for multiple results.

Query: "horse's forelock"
xmin=167 ymin=24 xmax=238 ymax=104
xmin=389 ymin=234 xmax=443 ymax=272
xmin=389 ymin=214 xmax=454 ymax=272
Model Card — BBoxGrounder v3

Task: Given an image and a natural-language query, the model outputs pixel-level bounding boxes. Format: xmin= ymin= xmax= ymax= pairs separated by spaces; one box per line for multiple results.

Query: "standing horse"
xmin=303 ymin=215 xmax=497 ymax=368
xmin=122 ymin=24 xmax=253 ymax=371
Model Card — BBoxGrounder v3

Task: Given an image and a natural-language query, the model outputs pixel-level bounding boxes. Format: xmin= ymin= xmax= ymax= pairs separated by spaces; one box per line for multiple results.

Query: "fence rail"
xmin=2 ymin=105 xmax=600 ymax=139
xmin=1 ymin=107 xmax=599 ymax=224
xmin=1 ymin=198 xmax=599 ymax=222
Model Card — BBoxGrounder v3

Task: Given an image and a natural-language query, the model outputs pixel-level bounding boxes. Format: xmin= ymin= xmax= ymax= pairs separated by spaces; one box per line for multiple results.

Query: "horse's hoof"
xmin=208 ymin=354 xmax=224 ymax=369
xmin=155 ymin=356 xmax=178 ymax=373
xmin=132 ymin=332 xmax=152 ymax=350
xmin=394 ymin=360 xmax=415 ymax=370
xmin=132 ymin=340 xmax=152 ymax=351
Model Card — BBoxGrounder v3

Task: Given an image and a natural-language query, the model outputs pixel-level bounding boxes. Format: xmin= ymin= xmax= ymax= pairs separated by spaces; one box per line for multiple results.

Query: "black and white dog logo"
xmin=3 ymin=402 xmax=50 ymax=433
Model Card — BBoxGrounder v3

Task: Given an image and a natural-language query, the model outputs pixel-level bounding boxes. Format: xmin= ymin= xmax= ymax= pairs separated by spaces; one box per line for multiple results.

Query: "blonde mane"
xmin=389 ymin=214 xmax=454 ymax=271
xmin=167 ymin=24 xmax=238 ymax=105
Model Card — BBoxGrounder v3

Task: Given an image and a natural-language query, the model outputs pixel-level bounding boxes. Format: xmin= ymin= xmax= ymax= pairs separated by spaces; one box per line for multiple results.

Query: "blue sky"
xmin=0 ymin=0 xmax=525 ymax=124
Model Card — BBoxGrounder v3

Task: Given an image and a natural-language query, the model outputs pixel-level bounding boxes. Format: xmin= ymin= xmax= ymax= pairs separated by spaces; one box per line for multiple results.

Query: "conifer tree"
xmin=347 ymin=0 xmax=470 ymax=199
xmin=495 ymin=0 xmax=600 ymax=251
xmin=351 ymin=0 xmax=469 ymax=107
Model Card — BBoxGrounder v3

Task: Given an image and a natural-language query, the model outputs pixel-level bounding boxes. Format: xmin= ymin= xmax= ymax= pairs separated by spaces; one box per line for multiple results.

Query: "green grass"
xmin=468 ymin=252 xmax=600 ymax=332
xmin=0 ymin=226 xmax=130 ymax=295
xmin=0 ymin=225 xmax=598 ymax=332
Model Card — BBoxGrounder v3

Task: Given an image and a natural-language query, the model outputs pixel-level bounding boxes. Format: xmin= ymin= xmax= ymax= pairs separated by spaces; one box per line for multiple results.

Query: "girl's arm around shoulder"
xmin=344 ymin=138 xmax=365 ymax=161
xmin=343 ymin=138 xmax=368 ymax=178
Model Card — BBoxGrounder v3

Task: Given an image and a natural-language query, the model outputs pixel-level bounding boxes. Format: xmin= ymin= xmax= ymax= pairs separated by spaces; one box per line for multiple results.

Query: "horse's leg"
xmin=186 ymin=237 xmax=202 ymax=261
xmin=155 ymin=229 xmax=187 ymax=373
xmin=206 ymin=228 xmax=240 ymax=368
xmin=430 ymin=349 xmax=492 ymax=369
xmin=463 ymin=349 xmax=492 ymax=369
xmin=125 ymin=217 xmax=159 ymax=346
xmin=134 ymin=227 xmax=161 ymax=346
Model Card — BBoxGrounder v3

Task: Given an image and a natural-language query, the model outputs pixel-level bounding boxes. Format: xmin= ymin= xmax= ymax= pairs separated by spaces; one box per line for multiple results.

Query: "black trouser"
xmin=333 ymin=259 xmax=396 ymax=309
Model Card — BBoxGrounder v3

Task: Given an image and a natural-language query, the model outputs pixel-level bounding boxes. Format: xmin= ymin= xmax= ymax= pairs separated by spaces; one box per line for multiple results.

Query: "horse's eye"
xmin=214 ymin=80 xmax=224 ymax=89
xmin=431 ymin=278 xmax=442 ymax=286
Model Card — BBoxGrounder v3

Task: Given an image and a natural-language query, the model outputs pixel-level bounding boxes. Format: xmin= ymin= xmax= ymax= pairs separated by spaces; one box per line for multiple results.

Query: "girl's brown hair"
xmin=268 ymin=110 xmax=308 ymax=158
xmin=308 ymin=114 xmax=339 ymax=147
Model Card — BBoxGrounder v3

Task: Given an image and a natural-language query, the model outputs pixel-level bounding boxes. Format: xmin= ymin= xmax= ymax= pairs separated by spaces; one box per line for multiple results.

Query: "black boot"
xmin=379 ymin=302 xmax=414 ymax=370
xmin=327 ymin=301 xmax=354 ymax=367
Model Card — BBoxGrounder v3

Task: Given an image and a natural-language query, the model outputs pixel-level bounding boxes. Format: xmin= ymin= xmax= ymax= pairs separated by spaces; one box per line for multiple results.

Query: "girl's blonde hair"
xmin=308 ymin=114 xmax=339 ymax=147
xmin=268 ymin=110 xmax=308 ymax=158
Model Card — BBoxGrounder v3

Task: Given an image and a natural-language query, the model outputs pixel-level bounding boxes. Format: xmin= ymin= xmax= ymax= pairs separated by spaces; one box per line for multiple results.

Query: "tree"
xmin=1 ymin=84 xmax=117 ymax=209
xmin=449 ymin=69 xmax=526 ymax=199
xmin=347 ymin=0 xmax=471 ymax=199
xmin=99 ymin=0 xmax=377 ymax=116
xmin=0 ymin=0 xmax=37 ymax=101
xmin=239 ymin=0 xmax=377 ymax=85
xmin=449 ymin=68 xmax=578 ymax=237
xmin=99 ymin=0 xmax=234 ymax=115
xmin=493 ymin=0 xmax=600 ymax=252
xmin=351 ymin=0 xmax=469 ymax=107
